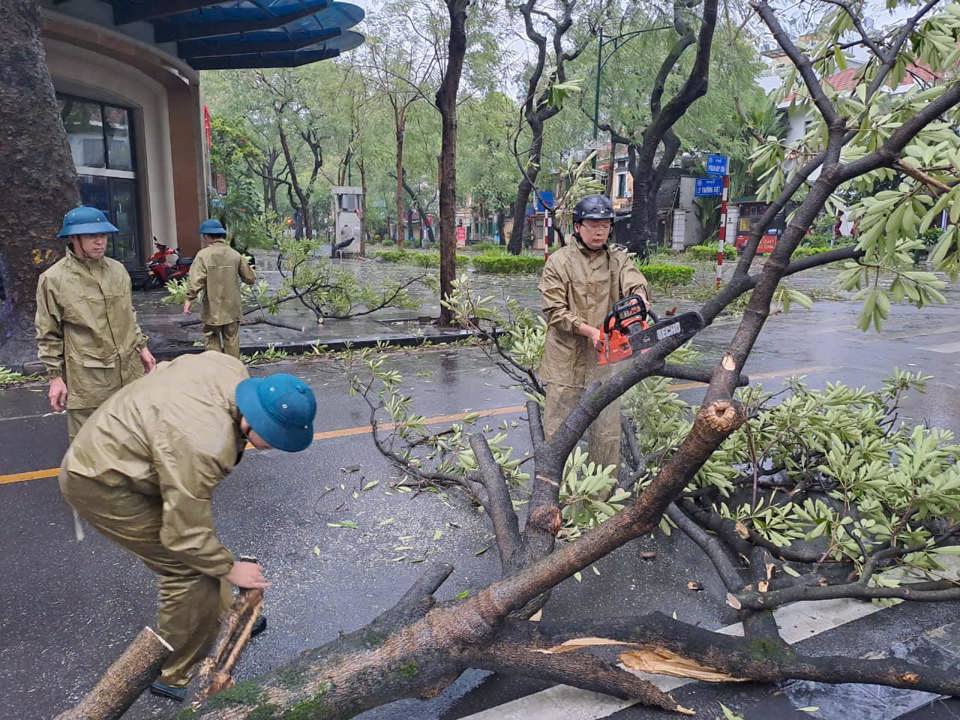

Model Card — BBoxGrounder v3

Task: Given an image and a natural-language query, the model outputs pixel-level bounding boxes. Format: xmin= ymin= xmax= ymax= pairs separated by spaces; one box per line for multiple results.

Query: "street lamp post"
xmin=591 ymin=24 xmax=673 ymax=171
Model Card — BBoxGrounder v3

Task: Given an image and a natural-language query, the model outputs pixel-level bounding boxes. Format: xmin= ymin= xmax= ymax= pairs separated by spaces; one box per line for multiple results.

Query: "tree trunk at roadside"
xmin=435 ymin=0 xmax=468 ymax=325
xmin=0 ymin=0 xmax=78 ymax=369
xmin=394 ymin=108 xmax=406 ymax=247
xmin=508 ymin=169 xmax=536 ymax=255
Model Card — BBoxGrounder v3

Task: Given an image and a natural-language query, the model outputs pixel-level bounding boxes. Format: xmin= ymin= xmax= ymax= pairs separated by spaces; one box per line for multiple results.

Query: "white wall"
xmin=43 ymin=37 xmax=179 ymax=252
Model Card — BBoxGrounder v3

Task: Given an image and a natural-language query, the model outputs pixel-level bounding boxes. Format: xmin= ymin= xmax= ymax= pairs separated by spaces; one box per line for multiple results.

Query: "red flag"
xmin=203 ymin=105 xmax=213 ymax=150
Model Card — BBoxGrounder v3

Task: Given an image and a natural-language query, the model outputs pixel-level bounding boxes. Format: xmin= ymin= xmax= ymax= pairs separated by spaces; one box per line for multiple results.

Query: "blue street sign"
xmin=535 ymin=190 xmax=555 ymax=211
xmin=695 ymin=177 xmax=723 ymax=197
xmin=706 ymin=153 xmax=729 ymax=176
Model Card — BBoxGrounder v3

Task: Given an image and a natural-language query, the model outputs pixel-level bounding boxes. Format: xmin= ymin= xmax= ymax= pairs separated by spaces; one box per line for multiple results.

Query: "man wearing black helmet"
xmin=538 ymin=194 xmax=650 ymax=471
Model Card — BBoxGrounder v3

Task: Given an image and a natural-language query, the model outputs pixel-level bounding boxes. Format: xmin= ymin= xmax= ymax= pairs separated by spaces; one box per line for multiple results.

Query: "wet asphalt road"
xmin=2 ymin=293 xmax=960 ymax=719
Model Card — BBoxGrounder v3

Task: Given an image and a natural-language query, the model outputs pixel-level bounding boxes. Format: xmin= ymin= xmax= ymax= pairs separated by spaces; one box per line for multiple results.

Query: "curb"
xmin=152 ymin=327 xmax=486 ymax=361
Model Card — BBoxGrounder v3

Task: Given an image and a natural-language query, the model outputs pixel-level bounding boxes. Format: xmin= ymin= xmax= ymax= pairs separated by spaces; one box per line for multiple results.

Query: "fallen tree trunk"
xmin=55 ymin=627 xmax=171 ymax=720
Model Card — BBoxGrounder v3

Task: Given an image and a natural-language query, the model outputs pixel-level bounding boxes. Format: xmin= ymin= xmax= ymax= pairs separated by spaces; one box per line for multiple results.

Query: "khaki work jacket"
xmin=186 ymin=240 xmax=256 ymax=326
xmin=63 ymin=352 xmax=250 ymax=577
xmin=35 ymin=248 xmax=147 ymax=409
xmin=538 ymin=239 xmax=649 ymax=388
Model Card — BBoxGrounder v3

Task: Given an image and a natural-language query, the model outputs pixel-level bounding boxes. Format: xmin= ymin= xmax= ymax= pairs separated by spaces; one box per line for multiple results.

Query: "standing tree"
xmin=435 ymin=0 xmax=470 ymax=325
xmin=363 ymin=2 xmax=441 ymax=246
xmin=593 ymin=0 xmax=720 ymax=257
xmin=59 ymin=2 xmax=960 ymax=718
xmin=0 ymin=0 xmax=78 ymax=369
xmin=507 ymin=0 xmax=599 ymax=254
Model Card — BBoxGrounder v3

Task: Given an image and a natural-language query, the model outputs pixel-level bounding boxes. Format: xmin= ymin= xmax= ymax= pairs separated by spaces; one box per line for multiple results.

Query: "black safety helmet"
xmin=572 ymin=194 xmax=614 ymax=223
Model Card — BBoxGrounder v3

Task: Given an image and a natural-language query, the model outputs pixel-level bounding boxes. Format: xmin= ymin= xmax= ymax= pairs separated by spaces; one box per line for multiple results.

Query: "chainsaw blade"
xmin=626 ymin=311 xmax=703 ymax=354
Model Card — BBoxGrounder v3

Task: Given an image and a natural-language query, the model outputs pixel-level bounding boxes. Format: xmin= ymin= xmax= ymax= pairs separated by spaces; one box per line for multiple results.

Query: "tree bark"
xmin=56 ymin=627 xmax=171 ymax=720
xmin=0 ymin=0 xmax=78 ymax=369
xmin=359 ymin=156 xmax=368 ymax=257
xmin=435 ymin=0 xmax=468 ymax=325
xmin=394 ymin=106 xmax=406 ymax=247
xmin=508 ymin=169 xmax=536 ymax=254
xmin=611 ymin=0 xmax=718 ymax=257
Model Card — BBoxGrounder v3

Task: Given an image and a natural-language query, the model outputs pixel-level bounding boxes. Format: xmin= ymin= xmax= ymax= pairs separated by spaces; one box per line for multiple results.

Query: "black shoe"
xmin=250 ymin=615 xmax=267 ymax=638
xmin=149 ymin=681 xmax=187 ymax=702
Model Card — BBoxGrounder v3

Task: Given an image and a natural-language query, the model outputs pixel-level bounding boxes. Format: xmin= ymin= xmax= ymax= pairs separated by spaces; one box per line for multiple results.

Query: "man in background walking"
xmin=183 ymin=219 xmax=256 ymax=358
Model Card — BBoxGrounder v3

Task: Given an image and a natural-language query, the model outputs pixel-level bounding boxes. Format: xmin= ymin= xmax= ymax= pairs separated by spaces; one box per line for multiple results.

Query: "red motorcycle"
xmin=145 ymin=238 xmax=192 ymax=289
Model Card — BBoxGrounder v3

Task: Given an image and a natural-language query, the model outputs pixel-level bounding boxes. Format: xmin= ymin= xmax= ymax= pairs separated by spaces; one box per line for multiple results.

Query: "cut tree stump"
xmin=55 ymin=626 xmax=172 ymax=720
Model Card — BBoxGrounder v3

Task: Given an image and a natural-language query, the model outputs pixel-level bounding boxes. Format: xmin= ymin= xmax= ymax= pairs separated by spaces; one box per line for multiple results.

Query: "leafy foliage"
xmin=625 ymin=368 xmax=960 ymax=586
xmin=0 ymin=366 xmax=41 ymax=387
xmin=747 ymin=2 xmax=960 ymax=333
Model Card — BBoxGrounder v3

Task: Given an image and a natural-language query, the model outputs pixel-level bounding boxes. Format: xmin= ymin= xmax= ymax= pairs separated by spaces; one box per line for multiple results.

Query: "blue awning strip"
xmin=177 ymin=3 xmax=362 ymax=58
xmin=153 ymin=0 xmax=332 ymax=42
xmin=103 ymin=1 xmax=364 ymax=67
xmin=187 ymin=29 xmax=363 ymax=69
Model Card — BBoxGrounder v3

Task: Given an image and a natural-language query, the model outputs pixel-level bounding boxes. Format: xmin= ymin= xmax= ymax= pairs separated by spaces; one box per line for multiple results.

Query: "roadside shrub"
xmin=686 ymin=244 xmax=737 ymax=261
xmin=374 ymin=249 xmax=473 ymax=267
xmin=470 ymin=254 xmax=545 ymax=274
xmin=792 ymin=244 xmax=832 ymax=258
xmin=470 ymin=242 xmax=507 ymax=253
xmin=638 ymin=262 xmax=696 ymax=286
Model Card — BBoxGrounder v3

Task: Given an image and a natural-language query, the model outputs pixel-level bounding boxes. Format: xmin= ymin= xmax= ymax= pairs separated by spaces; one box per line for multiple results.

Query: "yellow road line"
xmin=0 ymin=366 xmax=832 ymax=487
xmin=0 ymin=404 xmax=528 ymax=487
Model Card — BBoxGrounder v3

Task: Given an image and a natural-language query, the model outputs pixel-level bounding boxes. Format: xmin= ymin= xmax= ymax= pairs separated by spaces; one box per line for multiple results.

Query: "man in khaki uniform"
xmin=538 ymin=194 xmax=650 ymax=470
xmin=35 ymin=205 xmax=157 ymax=441
xmin=59 ymin=352 xmax=317 ymax=701
xmin=183 ymin=219 xmax=256 ymax=358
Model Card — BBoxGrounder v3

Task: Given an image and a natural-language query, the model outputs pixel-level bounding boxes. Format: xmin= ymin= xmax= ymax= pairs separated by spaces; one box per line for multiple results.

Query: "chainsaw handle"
xmin=647 ymin=308 xmax=659 ymax=324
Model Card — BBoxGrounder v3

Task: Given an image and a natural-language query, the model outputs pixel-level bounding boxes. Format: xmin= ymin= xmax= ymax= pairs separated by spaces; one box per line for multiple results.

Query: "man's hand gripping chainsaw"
xmin=597 ymin=294 xmax=703 ymax=365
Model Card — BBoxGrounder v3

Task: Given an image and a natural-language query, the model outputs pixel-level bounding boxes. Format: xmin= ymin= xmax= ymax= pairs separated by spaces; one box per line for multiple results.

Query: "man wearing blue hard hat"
xmin=183 ymin=218 xmax=256 ymax=358
xmin=59 ymin=351 xmax=317 ymax=701
xmin=35 ymin=205 xmax=157 ymax=441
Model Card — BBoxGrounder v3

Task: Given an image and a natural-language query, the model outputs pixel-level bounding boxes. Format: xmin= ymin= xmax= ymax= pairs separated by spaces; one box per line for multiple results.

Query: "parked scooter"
xmin=145 ymin=237 xmax=192 ymax=289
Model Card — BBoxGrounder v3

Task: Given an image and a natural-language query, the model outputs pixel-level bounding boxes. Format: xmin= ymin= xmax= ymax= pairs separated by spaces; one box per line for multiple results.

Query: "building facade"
xmin=40 ymin=0 xmax=363 ymax=271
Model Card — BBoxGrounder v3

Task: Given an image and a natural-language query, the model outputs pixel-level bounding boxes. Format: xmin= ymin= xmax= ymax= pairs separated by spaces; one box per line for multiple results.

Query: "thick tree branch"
xmin=666 ymin=503 xmax=744 ymax=592
xmin=469 ymin=434 xmax=522 ymax=571
xmin=752 ymin=1 xmax=841 ymax=128
xmin=738 ymin=578 xmax=960 ymax=610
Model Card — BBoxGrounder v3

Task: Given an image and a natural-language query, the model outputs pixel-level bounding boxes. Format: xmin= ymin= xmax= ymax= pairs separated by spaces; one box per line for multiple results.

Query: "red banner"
xmin=203 ymin=105 xmax=213 ymax=150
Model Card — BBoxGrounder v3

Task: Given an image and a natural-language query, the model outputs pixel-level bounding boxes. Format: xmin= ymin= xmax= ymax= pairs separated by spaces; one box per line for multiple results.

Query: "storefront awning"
xmin=188 ymin=29 xmax=364 ymax=69
xmin=109 ymin=1 xmax=364 ymax=68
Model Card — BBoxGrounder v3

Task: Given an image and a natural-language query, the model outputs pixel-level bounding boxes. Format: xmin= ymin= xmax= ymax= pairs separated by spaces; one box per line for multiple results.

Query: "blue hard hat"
xmin=57 ymin=206 xmax=119 ymax=237
xmin=236 ymin=373 xmax=317 ymax=452
xmin=199 ymin=218 xmax=227 ymax=236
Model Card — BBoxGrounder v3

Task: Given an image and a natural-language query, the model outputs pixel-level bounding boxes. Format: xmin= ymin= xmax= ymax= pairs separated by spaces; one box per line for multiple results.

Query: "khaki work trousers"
xmin=203 ymin=321 xmax=241 ymax=358
xmin=67 ymin=407 xmax=96 ymax=443
xmin=543 ymin=382 xmax=621 ymax=470
xmin=59 ymin=469 xmax=232 ymax=687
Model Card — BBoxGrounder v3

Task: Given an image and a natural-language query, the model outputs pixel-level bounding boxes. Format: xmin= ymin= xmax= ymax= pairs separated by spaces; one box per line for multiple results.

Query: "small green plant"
xmin=245 ymin=345 xmax=290 ymax=365
xmin=162 ymin=278 xmax=190 ymax=305
xmin=0 ymin=367 xmax=42 ymax=387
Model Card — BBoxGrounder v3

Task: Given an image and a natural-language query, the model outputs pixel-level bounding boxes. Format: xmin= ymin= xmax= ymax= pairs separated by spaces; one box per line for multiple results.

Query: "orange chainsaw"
xmin=597 ymin=295 xmax=703 ymax=365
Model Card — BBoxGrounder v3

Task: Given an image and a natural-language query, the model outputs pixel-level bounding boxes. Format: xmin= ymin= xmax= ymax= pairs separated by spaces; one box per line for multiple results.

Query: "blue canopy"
xmin=177 ymin=4 xmax=363 ymax=58
xmin=189 ymin=30 xmax=364 ymax=69
xmin=108 ymin=1 xmax=364 ymax=68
